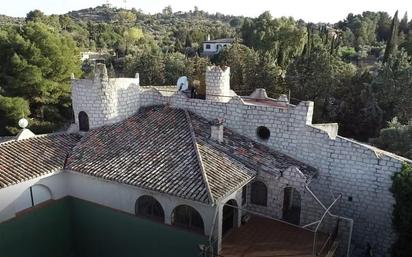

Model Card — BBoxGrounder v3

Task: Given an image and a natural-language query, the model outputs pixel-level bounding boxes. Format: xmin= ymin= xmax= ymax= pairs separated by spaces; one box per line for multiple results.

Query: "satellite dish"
xmin=176 ymin=76 xmax=189 ymax=91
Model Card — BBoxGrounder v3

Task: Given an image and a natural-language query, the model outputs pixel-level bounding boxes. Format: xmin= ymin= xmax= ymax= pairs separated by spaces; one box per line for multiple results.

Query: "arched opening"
xmin=222 ymin=199 xmax=238 ymax=237
xmin=31 ymin=184 xmax=52 ymax=206
xmin=135 ymin=195 xmax=165 ymax=222
xmin=282 ymin=187 xmax=301 ymax=225
xmin=18 ymin=184 xmax=53 ymax=211
xmin=172 ymin=205 xmax=204 ymax=234
xmin=251 ymin=181 xmax=267 ymax=206
xmin=78 ymin=111 xmax=89 ymax=132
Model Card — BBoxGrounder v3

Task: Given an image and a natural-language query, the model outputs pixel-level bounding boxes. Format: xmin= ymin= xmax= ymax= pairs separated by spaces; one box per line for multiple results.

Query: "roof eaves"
xmin=184 ymin=110 xmax=214 ymax=205
xmin=215 ymin=175 xmax=255 ymax=203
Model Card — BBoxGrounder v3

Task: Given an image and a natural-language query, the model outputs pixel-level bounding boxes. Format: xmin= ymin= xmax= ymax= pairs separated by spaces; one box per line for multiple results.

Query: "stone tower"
xmin=205 ymin=66 xmax=231 ymax=102
xmin=71 ymin=63 xmax=140 ymax=130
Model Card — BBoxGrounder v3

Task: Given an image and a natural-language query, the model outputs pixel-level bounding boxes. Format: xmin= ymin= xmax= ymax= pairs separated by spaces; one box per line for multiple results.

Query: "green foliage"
xmin=286 ymin=46 xmax=356 ymax=122
xmin=164 ymin=52 xmax=187 ymax=84
xmin=390 ymin=162 xmax=412 ymax=257
xmin=0 ymin=21 xmax=81 ymax=135
xmin=371 ymin=118 xmax=412 ymax=159
xmin=229 ymin=18 xmax=242 ymax=28
xmin=383 ymin=11 xmax=399 ymax=63
xmin=334 ymin=72 xmax=383 ymax=140
xmin=399 ymin=12 xmax=409 ymax=34
xmin=0 ymin=95 xmax=30 ymax=135
xmin=183 ymin=56 xmax=211 ymax=95
xmin=253 ymin=52 xmax=284 ymax=95
xmin=127 ymin=50 xmax=165 ymax=85
xmin=241 ymin=14 xmax=306 ymax=67
xmin=122 ymin=27 xmax=144 ymax=55
xmin=116 ymin=10 xmax=136 ymax=25
xmin=215 ymin=42 xmax=254 ymax=92
xmin=25 ymin=10 xmax=45 ymax=22
xmin=372 ymin=51 xmax=412 ymax=123
xmin=338 ymin=46 xmax=358 ymax=62
xmin=400 ymin=33 xmax=412 ymax=56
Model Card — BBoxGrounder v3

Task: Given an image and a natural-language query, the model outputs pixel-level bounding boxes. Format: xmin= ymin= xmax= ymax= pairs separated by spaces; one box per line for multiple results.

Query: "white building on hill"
xmin=202 ymin=38 xmax=236 ymax=56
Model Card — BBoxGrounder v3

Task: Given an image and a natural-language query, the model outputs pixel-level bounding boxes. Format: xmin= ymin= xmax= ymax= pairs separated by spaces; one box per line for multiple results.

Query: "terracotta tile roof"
xmin=189 ymin=112 xmax=317 ymax=178
xmin=0 ymin=105 xmax=316 ymax=203
xmin=67 ymin=106 xmax=315 ymax=204
xmin=0 ymin=134 xmax=81 ymax=188
xmin=67 ymin=106 xmax=257 ymax=203
xmin=0 ymin=136 xmax=14 ymax=144
xmin=197 ymin=140 xmax=254 ymax=200
xmin=66 ymin=107 xmax=212 ymax=203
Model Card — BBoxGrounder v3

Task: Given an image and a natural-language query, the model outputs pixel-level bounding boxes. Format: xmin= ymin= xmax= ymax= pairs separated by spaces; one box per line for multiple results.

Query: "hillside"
xmin=0 ymin=14 xmax=23 ymax=25
xmin=67 ymin=5 xmax=238 ymax=48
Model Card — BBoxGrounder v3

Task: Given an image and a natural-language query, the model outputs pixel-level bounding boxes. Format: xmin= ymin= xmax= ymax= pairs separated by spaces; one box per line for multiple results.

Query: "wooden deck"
xmin=220 ymin=216 xmax=328 ymax=257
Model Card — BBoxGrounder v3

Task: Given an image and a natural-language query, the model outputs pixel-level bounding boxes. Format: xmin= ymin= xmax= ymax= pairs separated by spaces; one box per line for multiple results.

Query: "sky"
xmin=1 ymin=0 xmax=412 ymax=23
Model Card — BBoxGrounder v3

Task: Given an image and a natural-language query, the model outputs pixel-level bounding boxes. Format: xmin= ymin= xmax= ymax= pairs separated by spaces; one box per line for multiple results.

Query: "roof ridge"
xmin=64 ymin=130 xmax=93 ymax=170
xmin=0 ymin=132 xmax=76 ymax=146
xmin=184 ymin=110 xmax=214 ymax=205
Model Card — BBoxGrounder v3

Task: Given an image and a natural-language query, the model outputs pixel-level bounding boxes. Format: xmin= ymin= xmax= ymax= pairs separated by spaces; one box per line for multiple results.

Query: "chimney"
xmin=210 ymin=118 xmax=224 ymax=143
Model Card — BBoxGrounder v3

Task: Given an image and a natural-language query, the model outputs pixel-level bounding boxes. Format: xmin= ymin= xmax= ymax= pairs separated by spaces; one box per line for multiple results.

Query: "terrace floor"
xmin=220 ymin=215 xmax=328 ymax=257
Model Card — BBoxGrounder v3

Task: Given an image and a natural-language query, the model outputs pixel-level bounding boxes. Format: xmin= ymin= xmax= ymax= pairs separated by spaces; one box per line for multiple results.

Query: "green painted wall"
xmin=0 ymin=199 xmax=75 ymax=257
xmin=0 ymin=197 xmax=207 ymax=257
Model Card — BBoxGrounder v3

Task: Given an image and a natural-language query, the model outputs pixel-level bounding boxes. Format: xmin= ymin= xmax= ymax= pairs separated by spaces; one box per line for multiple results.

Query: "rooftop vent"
xmin=249 ymin=88 xmax=268 ymax=100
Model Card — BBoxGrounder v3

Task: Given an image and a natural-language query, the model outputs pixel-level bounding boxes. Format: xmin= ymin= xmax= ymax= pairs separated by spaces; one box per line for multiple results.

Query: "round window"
xmin=256 ymin=126 xmax=270 ymax=140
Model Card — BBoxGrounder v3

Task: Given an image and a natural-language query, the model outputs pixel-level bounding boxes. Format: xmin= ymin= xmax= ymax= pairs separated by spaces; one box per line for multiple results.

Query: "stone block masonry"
xmin=71 ymin=64 xmax=140 ymax=129
xmin=205 ymin=66 xmax=231 ymax=102
xmin=71 ymin=65 xmax=412 ymax=257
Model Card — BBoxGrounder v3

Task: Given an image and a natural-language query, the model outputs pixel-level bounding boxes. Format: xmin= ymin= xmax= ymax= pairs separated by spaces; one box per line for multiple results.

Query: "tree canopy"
xmin=0 ymin=21 xmax=80 ymax=134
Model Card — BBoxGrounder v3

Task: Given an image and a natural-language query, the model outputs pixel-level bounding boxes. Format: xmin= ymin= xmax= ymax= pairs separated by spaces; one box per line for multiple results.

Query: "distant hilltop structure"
xmin=80 ymin=51 xmax=113 ymax=63
xmin=202 ymin=36 xmax=237 ymax=57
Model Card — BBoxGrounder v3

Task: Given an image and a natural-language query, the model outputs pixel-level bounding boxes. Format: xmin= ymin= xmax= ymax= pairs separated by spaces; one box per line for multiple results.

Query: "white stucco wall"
xmin=0 ymin=172 xmax=67 ymax=222
xmin=0 ymin=171 xmax=218 ymax=238
xmin=64 ymin=171 xmax=217 ymax=236
xmin=203 ymin=42 xmax=232 ymax=53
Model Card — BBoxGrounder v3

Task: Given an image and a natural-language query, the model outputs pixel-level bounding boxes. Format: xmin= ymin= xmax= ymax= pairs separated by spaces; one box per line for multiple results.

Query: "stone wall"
xmin=136 ymin=90 xmax=408 ymax=257
xmin=71 ymin=64 xmax=140 ymax=129
xmin=243 ymin=167 xmax=307 ymax=221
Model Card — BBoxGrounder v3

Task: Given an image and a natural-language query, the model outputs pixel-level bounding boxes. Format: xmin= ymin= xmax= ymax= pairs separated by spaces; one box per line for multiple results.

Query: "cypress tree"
xmin=383 ymin=11 xmax=399 ymax=63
